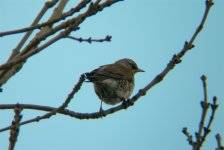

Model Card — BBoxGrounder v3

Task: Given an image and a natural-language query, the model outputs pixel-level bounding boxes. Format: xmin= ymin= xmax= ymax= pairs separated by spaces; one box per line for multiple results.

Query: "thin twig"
xmin=189 ymin=0 xmax=214 ymax=44
xmin=216 ymin=134 xmax=224 ymax=150
xmin=0 ymin=74 xmax=219 ymax=134
xmin=182 ymin=128 xmax=196 ymax=148
xmin=31 ymin=0 xmax=68 ymax=44
xmin=199 ymin=96 xmax=219 ymax=148
xmin=0 ymin=74 xmax=85 ymax=133
xmin=67 ymin=35 xmax=112 ymax=43
xmin=21 ymin=75 xmax=84 ymax=125
xmin=0 ymin=0 xmax=122 ymax=88
xmin=182 ymin=75 xmax=219 ymax=150
xmin=0 ymin=0 xmax=91 ymax=37
xmin=8 ymin=0 xmax=59 ymax=61
xmin=195 ymin=75 xmax=210 ymax=149
xmin=103 ymin=0 xmax=215 ymax=110
xmin=8 ymin=104 xmax=23 ymax=150
xmin=0 ymin=0 xmax=59 ymax=85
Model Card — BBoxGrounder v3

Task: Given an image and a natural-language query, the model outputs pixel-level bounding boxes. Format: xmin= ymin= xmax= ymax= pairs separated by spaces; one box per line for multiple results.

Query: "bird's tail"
xmin=84 ymin=72 xmax=93 ymax=82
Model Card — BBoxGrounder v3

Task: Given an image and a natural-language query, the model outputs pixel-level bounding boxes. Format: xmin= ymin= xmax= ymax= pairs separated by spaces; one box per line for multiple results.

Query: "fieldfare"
xmin=85 ymin=58 xmax=144 ymax=109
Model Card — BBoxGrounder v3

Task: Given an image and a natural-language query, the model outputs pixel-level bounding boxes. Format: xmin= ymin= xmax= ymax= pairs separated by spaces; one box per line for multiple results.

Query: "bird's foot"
xmin=99 ymin=108 xmax=106 ymax=118
xmin=122 ymin=99 xmax=134 ymax=109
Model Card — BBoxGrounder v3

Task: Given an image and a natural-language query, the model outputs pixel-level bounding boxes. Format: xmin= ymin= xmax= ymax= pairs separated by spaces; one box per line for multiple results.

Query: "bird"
xmin=85 ymin=58 xmax=144 ymax=110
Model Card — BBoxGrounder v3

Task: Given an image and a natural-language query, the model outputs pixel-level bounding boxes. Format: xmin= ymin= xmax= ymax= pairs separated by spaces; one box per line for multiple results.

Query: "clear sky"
xmin=0 ymin=0 xmax=224 ymax=150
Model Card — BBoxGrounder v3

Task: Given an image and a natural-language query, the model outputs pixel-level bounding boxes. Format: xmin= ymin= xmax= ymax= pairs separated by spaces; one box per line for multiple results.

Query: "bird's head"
xmin=115 ymin=58 xmax=145 ymax=74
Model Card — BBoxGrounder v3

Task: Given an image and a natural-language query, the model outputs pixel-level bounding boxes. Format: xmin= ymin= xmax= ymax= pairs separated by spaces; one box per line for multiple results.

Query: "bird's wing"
xmin=86 ymin=64 xmax=133 ymax=82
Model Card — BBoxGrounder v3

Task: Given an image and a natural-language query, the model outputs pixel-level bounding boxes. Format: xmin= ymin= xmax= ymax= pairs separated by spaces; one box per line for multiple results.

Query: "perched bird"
xmin=85 ymin=58 xmax=144 ymax=109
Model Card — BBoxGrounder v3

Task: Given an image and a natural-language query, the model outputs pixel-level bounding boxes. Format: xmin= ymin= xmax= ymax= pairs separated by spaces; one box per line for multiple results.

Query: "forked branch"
xmin=182 ymin=75 xmax=219 ymax=150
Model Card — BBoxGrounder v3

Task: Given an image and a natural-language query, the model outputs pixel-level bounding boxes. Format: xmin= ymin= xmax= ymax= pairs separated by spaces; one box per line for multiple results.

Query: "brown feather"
xmin=86 ymin=63 xmax=134 ymax=82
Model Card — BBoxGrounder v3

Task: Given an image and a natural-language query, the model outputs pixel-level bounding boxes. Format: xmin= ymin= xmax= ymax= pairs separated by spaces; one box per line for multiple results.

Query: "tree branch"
xmin=0 ymin=0 xmax=90 ymax=37
xmin=0 ymin=0 xmax=59 ymax=88
xmin=67 ymin=35 xmax=112 ymax=43
xmin=34 ymin=0 xmax=68 ymax=40
xmin=216 ymin=134 xmax=224 ymax=150
xmin=0 ymin=0 xmax=122 ymax=87
xmin=182 ymin=75 xmax=219 ymax=150
xmin=7 ymin=0 xmax=59 ymax=61
xmin=8 ymin=104 xmax=23 ymax=150
xmin=108 ymin=0 xmax=215 ymax=109
xmin=199 ymin=96 xmax=218 ymax=147
xmin=0 ymin=74 xmax=85 ymax=132
xmin=195 ymin=75 xmax=210 ymax=148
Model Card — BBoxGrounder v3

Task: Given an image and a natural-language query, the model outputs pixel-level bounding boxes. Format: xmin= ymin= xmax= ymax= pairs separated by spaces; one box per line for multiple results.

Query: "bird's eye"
xmin=130 ymin=64 xmax=138 ymax=70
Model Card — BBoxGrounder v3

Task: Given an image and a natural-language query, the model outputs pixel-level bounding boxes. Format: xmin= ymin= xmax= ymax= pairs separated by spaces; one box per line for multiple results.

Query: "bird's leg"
xmin=99 ymin=101 xmax=106 ymax=118
xmin=99 ymin=100 xmax=103 ymax=112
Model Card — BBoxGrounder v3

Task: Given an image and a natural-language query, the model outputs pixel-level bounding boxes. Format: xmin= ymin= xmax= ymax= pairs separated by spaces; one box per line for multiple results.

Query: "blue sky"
xmin=0 ymin=0 xmax=224 ymax=150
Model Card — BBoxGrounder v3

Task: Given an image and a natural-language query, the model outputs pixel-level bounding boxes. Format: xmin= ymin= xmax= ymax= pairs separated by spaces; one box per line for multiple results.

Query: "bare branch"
xmin=216 ymin=134 xmax=224 ymax=150
xmin=8 ymin=104 xmax=23 ymax=150
xmin=182 ymin=75 xmax=219 ymax=150
xmin=37 ymin=0 xmax=68 ymax=38
xmin=0 ymin=0 xmax=122 ymax=88
xmin=0 ymin=0 xmax=59 ymax=88
xmin=182 ymin=128 xmax=196 ymax=148
xmin=195 ymin=75 xmax=210 ymax=149
xmin=199 ymin=96 xmax=219 ymax=147
xmin=189 ymin=0 xmax=214 ymax=44
xmin=107 ymin=0 xmax=214 ymax=110
xmin=0 ymin=74 xmax=219 ymax=133
xmin=0 ymin=0 xmax=91 ymax=37
xmin=0 ymin=74 xmax=85 ymax=132
xmin=67 ymin=35 xmax=112 ymax=43
xmin=7 ymin=0 xmax=59 ymax=61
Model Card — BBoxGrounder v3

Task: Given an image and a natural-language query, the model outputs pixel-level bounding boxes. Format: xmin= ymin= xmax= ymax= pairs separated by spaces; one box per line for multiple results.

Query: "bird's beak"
xmin=136 ymin=68 xmax=145 ymax=72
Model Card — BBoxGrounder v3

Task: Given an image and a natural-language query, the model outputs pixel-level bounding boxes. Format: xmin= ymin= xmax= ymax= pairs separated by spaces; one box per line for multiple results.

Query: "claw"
xmin=122 ymin=99 xmax=134 ymax=109
xmin=122 ymin=99 xmax=128 ymax=109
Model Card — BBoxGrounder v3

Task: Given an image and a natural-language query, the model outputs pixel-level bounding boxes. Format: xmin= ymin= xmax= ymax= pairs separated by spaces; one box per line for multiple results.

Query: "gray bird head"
xmin=115 ymin=58 xmax=145 ymax=74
